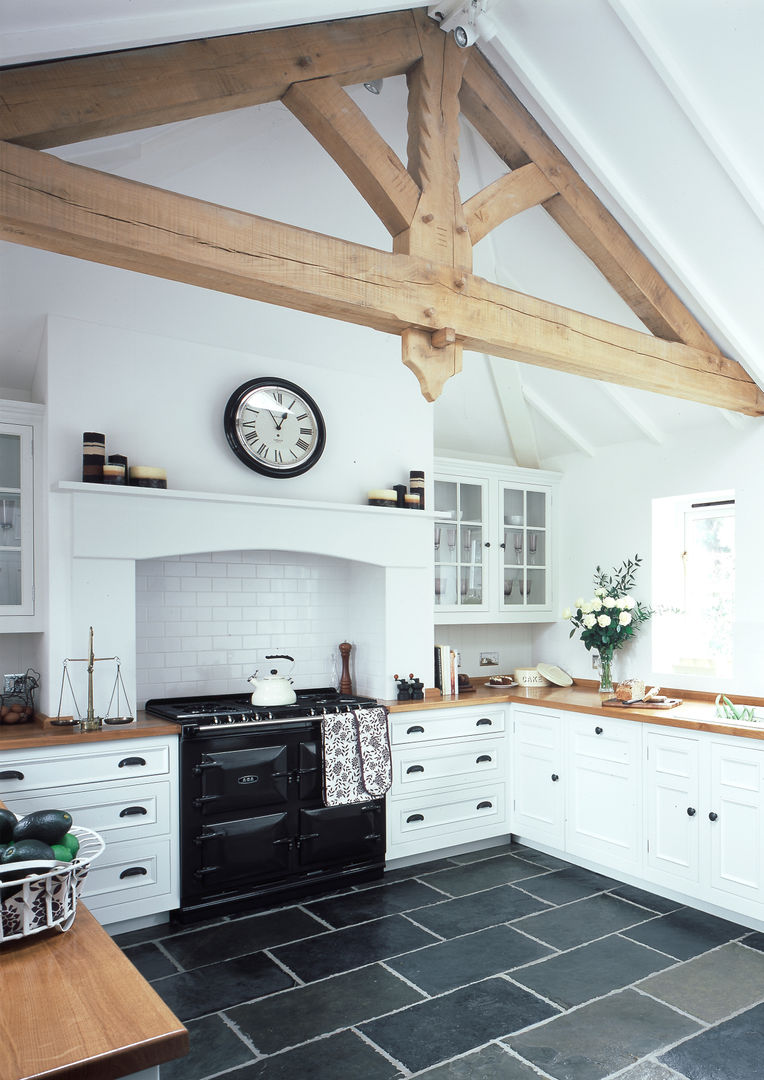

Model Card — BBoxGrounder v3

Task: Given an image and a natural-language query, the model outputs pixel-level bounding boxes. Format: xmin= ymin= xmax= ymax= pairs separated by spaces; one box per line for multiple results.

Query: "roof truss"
xmin=0 ymin=7 xmax=761 ymax=415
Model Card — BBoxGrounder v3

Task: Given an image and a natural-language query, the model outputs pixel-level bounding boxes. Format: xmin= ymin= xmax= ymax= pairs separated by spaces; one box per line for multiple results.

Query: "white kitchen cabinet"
xmin=386 ymin=704 xmax=509 ymax=860
xmin=0 ymin=735 xmax=179 ymax=926
xmin=511 ymin=705 xmax=565 ymax=848
xmin=566 ymin=713 xmax=643 ymax=874
xmin=0 ymin=402 xmax=43 ymax=629
xmin=433 ymin=457 xmax=560 ymax=624
xmin=644 ymin=726 xmax=764 ymax=915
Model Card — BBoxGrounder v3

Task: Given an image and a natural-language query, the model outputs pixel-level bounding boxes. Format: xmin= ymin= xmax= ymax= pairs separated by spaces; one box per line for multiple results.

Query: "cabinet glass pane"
xmin=502 ymin=487 xmax=524 ymax=526
xmin=460 ymin=565 xmax=482 ymax=605
xmin=527 ymin=490 xmax=546 ymax=529
xmin=504 ymin=528 xmax=523 ymax=566
xmin=0 ymin=550 xmax=21 ymax=606
xmin=527 ymin=568 xmax=546 ymax=605
xmin=0 ymin=492 xmax=21 ymax=547
xmin=0 ymin=434 xmax=20 ymax=490
xmin=527 ymin=529 xmax=545 ymax=566
xmin=434 ymin=480 xmax=457 ymax=517
xmin=503 ymin=570 xmax=522 ymax=606
xmin=460 ymin=483 xmax=482 ymax=522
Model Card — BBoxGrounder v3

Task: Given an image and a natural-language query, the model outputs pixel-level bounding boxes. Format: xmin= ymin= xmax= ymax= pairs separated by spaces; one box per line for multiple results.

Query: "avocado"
xmin=1 ymin=838 xmax=57 ymax=863
xmin=0 ymin=808 xmax=16 ymax=844
xmin=13 ymin=809 xmax=73 ymax=846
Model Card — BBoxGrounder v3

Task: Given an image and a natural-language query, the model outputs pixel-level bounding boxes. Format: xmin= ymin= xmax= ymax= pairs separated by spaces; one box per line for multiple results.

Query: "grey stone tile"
xmin=638 ymin=941 xmax=764 ymax=1022
xmin=505 ymin=988 xmax=700 ymax=1080
xmin=371 ymin=857 xmax=457 ymax=884
xmin=516 ymin=865 xmax=622 ymax=905
xmin=271 ymin=912 xmax=438 ymax=981
xmin=159 ymin=1013 xmax=255 ymax=1080
xmin=448 ymin=842 xmax=520 ymax=864
xmin=360 ymin=976 xmax=559 ymax=1073
xmin=515 ymin=893 xmax=652 ymax=950
xmin=741 ymin=930 xmax=764 ymax=952
xmin=622 ymin=906 xmax=748 ymax=961
xmin=229 ymin=1028 xmax=403 ymax=1079
xmin=513 ymin=933 xmax=673 ymax=1008
xmin=409 ymin=883 xmax=550 ymax=939
xmin=414 ymin=1042 xmax=546 ymax=1079
xmin=508 ymin=846 xmax=573 ymax=871
xmin=123 ymin=941 xmax=178 ymax=981
xmin=386 ymin=923 xmax=554 ymax=995
xmin=162 ymin=906 xmax=326 ymax=969
xmin=306 ymin=878 xmax=444 ymax=928
xmin=615 ymin=1064 xmax=679 ymax=1080
xmin=153 ymin=951 xmax=294 ymax=1022
xmin=607 ymin=884 xmax=684 ymax=914
xmin=660 ymin=1001 xmax=764 ymax=1080
xmin=226 ymin=962 xmax=423 ymax=1054
xmin=424 ymin=854 xmax=551 ymax=897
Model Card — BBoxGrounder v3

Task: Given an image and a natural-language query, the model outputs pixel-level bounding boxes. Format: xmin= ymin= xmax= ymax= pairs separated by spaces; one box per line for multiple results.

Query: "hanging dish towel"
xmin=321 ymin=706 xmax=391 ymax=806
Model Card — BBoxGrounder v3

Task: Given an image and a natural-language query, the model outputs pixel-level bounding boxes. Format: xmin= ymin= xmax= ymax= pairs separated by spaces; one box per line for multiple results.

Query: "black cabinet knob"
xmin=709 ymin=811 xmax=719 ymax=822
xmin=407 ymin=725 xmax=425 ymax=735
xmin=484 ymin=541 xmax=491 ymax=548
xmin=406 ymin=765 xmax=425 ymax=774
xmin=687 ymin=807 xmax=696 ymax=816
xmin=551 ymin=773 xmax=559 ymax=782
xmin=499 ymin=542 xmax=506 ymax=549
xmin=595 ymin=726 xmax=603 ymax=735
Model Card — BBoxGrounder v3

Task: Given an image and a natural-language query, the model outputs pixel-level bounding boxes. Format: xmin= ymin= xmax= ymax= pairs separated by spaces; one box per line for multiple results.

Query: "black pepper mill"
xmin=409 ymin=470 xmax=425 ymax=509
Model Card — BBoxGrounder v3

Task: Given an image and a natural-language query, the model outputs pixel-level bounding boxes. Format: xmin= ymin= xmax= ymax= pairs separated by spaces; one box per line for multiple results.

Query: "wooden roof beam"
xmin=282 ymin=76 xmax=419 ymax=237
xmin=460 ymin=49 xmax=721 ymax=355
xmin=463 ymin=163 xmax=558 ymax=244
xmin=2 ymin=140 xmax=762 ymax=416
xmin=0 ymin=11 xmax=422 ymax=149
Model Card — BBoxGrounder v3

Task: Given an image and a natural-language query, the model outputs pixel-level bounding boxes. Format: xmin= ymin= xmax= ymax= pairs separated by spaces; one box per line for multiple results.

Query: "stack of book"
xmin=433 ymin=644 xmax=458 ymax=696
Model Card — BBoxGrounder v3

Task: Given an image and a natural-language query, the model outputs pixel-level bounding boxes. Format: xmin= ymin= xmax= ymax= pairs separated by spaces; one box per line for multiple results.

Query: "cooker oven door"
xmin=298 ymin=801 xmax=385 ymax=870
xmin=194 ymin=744 xmax=289 ymax=816
xmin=191 ymin=813 xmax=292 ymax=892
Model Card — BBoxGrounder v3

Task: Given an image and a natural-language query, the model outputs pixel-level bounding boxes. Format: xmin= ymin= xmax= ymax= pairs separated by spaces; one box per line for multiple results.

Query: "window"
xmin=652 ymin=491 xmax=735 ymax=679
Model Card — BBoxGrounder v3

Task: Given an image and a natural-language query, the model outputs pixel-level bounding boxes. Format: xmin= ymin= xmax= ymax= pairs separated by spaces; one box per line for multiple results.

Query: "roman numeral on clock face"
xmin=296 ymin=438 xmax=310 ymax=452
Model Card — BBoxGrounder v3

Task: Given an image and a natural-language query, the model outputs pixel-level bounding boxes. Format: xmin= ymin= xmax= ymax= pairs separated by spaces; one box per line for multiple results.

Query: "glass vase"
xmin=598 ymin=652 xmax=615 ymax=699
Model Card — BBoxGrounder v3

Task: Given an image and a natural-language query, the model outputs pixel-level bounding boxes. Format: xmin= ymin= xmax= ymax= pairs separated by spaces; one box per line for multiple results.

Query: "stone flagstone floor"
xmin=113 ymin=841 xmax=764 ymax=1080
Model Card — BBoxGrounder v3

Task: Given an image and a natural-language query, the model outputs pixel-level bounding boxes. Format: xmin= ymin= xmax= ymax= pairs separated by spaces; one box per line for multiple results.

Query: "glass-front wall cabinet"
xmin=433 ymin=476 xmax=489 ymax=613
xmin=0 ymin=422 xmax=34 ymax=618
xmin=434 ymin=458 xmax=559 ymax=624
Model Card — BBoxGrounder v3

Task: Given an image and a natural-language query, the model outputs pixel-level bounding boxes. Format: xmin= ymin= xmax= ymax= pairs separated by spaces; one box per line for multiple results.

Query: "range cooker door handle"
xmin=194 ymin=831 xmax=222 ymax=845
xmin=193 ymin=761 xmax=217 ymax=774
xmin=193 ymin=795 xmax=220 ymax=808
xmin=194 ymin=866 xmax=222 ymax=878
xmin=297 ymin=833 xmax=320 ymax=845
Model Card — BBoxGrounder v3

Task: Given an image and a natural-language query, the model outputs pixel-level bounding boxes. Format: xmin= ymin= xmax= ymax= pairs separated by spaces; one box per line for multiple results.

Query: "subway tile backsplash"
xmin=135 ymin=551 xmax=352 ymax=706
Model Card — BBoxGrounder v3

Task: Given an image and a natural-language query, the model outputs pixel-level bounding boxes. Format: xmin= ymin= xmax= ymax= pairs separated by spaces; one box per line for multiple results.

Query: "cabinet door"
xmin=0 ymin=422 xmax=34 ymax=618
xmin=433 ymin=476 xmax=489 ymax=612
xmin=567 ymin=714 xmax=642 ymax=872
xmin=644 ymin=729 xmax=701 ymax=886
xmin=511 ymin=707 xmax=564 ymax=848
xmin=707 ymin=739 xmax=764 ymax=904
xmin=499 ymin=482 xmax=550 ymax=615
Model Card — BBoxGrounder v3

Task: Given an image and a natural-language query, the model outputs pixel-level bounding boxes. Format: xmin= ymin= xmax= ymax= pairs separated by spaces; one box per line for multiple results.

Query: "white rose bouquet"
xmin=562 ymin=555 xmax=653 ymax=686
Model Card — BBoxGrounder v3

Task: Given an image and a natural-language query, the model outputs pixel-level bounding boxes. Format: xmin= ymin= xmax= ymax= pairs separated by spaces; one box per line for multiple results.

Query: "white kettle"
xmin=248 ymin=654 xmax=297 ymax=707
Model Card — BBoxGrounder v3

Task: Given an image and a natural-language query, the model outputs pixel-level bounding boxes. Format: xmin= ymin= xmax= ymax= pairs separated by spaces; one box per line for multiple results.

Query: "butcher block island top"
xmin=0 ymin=906 xmax=187 ymax=1080
xmin=383 ymin=678 xmax=764 ymax=741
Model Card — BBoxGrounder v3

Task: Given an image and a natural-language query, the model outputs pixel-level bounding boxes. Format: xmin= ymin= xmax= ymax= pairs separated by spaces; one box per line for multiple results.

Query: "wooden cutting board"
xmin=604 ymin=697 xmax=682 ymax=709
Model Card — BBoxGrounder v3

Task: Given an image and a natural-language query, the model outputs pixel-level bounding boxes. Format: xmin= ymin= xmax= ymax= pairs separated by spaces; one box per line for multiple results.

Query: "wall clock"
xmin=223 ymin=377 xmax=326 ymax=478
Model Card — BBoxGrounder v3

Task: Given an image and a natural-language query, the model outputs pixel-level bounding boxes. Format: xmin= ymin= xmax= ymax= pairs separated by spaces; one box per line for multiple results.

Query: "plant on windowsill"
xmin=562 ymin=554 xmax=653 ymax=697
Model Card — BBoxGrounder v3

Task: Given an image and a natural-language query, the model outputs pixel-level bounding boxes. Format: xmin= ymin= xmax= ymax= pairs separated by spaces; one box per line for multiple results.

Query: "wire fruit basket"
xmin=0 ymin=826 xmax=105 ymax=944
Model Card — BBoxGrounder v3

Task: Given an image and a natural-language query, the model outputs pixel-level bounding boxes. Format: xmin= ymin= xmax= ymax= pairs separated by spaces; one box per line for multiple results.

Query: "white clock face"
xmin=224 ymin=378 xmax=326 ymax=477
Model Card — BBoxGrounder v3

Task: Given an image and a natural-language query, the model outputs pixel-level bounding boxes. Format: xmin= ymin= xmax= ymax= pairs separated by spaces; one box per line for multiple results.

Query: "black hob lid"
xmin=145 ymin=687 xmax=377 ymax=724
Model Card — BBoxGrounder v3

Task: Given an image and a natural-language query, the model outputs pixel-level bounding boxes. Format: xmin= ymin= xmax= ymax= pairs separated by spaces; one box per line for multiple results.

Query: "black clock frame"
xmin=223 ymin=377 xmax=326 ymax=478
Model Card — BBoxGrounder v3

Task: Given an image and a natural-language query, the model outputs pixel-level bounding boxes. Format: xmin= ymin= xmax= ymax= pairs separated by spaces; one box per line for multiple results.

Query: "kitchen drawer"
xmin=81 ymin=836 xmax=173 ymax=911
xmin=390 ymin=707 xmax=506 ymax=746
xmin=389 ymin=783 xmax=506 ymax=847
xmin=3 ymin=780 xmax=172 ymax=845
xmin=0 ymin=739 xmax=171 ymax=794
xmin=569 ymin=713 xmax=640 ymax=766
xmin=392 ymin=738 xmax=505 ymax=795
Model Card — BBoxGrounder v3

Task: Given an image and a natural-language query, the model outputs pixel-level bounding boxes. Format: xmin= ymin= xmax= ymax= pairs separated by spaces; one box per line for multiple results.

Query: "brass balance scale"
xmin=54 ymin=627 xmax=134 ymax=730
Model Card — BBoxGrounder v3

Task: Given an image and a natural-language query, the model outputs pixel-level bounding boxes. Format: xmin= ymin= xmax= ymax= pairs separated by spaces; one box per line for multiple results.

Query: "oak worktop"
xmin=0 ymin=713 xmax=179 ymax=752
xmin=382 ymin=679 xmax=764 ymax=741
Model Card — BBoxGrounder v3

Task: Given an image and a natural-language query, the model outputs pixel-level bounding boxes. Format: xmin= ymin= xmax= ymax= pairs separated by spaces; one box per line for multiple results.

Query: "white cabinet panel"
xmin=708 ymin=740 xmax=764 ymax=903
xmin=511 ymin=706 xmax=564 ymax=848
xmin=645 ymin=731 xmax=701 ymax=884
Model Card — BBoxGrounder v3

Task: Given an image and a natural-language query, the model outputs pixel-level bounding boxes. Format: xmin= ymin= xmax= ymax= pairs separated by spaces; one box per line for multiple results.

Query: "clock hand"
xmin=274 ymin=412 xmax=288 ymax=430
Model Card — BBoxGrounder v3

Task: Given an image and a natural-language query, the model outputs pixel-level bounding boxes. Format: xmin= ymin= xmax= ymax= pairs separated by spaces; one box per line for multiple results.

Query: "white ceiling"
xmin=2 ymin=0 xmax=762 ymax=465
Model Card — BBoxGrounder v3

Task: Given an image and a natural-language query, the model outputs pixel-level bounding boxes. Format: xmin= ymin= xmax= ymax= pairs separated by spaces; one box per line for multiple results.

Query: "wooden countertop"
xmin=0 ymin=906 xmax=187 ymax=1080
xmin=382 ymin=680 xmax=764 ymax=741
xmin=0 ymin=714 xmax=179 ymax=752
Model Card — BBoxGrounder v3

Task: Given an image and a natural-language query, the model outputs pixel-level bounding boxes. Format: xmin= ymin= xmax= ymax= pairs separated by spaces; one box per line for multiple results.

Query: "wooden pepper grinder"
xmin=338 ymin=641 xmax=353 ymax=695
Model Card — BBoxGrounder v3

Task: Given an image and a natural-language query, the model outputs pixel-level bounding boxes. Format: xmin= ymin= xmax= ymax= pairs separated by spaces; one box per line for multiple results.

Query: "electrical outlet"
xmin=479 ymin=652 xmax=499 ymax=667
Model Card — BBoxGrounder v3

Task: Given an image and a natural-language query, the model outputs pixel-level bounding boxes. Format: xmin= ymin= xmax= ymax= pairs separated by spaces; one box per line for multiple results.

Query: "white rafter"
xmin=522 ymin=384 xmax=595 ymax=457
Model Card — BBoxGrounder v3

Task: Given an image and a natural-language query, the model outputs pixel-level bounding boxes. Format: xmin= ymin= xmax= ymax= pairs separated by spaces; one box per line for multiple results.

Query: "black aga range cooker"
xmin=146 ymin=688 xmax=386 ymax=921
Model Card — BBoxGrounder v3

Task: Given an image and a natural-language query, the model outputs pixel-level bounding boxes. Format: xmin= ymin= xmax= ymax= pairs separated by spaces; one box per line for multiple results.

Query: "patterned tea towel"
xmin=321 ymin=706 xmax=391 ymax=806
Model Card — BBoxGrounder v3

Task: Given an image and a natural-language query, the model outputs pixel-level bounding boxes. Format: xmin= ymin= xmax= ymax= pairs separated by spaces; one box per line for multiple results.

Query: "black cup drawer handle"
xmin=407 ymin=725 xmax=425 ymax=735
xmin=119 ymin=866 xmax=148 ymax=879
xmin=118 ymin=756 xmax=147 ymax=768
xmin=477 ymin=800 xmax=493 ymax=810
xmin=406 ymin=813 xmax=425 ymax=823
xmin=476 ymin=718 xmax=492 ymax=727
xmin=406 ymin=765 xmax=425 ymax=774
xmin=119 ymin=805 xmax=148 ymax=818
xmin=476 ymin=755 xmax=492 ymax=764
xmin=0 ymin=770 xmax=24 ymax=781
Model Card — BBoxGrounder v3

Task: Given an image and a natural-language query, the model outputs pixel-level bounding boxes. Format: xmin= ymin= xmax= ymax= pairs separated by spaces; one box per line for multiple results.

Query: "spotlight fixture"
xmin=363 ymin=78 xmax=383 ymax=95
xmin=427 ymin=1 xmax=494 ymax=48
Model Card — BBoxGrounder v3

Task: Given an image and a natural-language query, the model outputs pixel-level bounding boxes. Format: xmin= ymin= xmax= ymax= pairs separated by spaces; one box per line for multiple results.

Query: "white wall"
xmin=534 ymin=421 xmax=764 ymax=698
